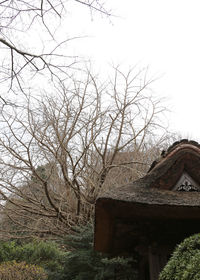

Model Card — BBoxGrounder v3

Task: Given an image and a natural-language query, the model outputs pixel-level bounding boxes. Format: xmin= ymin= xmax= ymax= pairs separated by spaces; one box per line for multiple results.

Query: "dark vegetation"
xmin=0 ymin=222 xmax=199 ymax=279
xmin=159 ymin=234 xmax=200 ymax=280
xmin=0 ymin=224 xmax=137 ymax=280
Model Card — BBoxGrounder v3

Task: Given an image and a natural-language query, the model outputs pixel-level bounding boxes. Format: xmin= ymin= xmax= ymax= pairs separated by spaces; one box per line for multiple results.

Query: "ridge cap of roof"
xmin=166 ymin=139 xmax=200 ymax=155
xmin=148 ymin=139 xmax=200 ymax=173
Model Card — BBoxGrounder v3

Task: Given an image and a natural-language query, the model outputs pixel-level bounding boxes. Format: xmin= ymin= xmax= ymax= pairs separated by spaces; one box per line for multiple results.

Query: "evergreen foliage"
xmin=57 ymin=223 xmax=138 ymax=280
xmin=0 ymin=224 xmax=139 ymax=279
xmin=159 ymin=234 xmax=200 ymax=280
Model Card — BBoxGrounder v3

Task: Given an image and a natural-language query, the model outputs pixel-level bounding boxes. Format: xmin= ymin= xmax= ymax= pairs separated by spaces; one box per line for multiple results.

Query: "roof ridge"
xmin=166 ymin=139 xmax=200 ymax=155
xmin=148 ymin=139 xmax=200 ymax=173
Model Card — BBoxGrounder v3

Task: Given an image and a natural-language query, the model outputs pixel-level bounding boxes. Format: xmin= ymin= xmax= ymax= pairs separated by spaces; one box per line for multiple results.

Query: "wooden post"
xmin=148 ymin=246 xmax=168 ymax=280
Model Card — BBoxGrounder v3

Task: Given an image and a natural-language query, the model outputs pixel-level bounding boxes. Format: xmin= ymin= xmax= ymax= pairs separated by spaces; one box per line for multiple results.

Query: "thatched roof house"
xmin=94 ymin=139 xmax=200 ymax=280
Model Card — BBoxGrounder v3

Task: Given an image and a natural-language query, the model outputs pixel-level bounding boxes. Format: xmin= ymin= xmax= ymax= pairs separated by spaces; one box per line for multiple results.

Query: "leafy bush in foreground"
xmin=0 ymin=261 xmax=47 ymax=280
xmin=0 ymin=240 xmax=66 ymax=279
xmin=159 ymin=234 xmax=200 ymax=280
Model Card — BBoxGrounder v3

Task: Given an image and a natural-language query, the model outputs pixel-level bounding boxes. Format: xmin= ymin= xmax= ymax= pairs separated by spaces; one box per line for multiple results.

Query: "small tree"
xmin=159 ymin=234 xmax=200 ymax=280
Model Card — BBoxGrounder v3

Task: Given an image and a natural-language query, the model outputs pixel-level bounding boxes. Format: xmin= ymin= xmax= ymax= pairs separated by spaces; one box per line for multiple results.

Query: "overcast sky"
xmin=63 ymin=0 xmax=200 ymax=141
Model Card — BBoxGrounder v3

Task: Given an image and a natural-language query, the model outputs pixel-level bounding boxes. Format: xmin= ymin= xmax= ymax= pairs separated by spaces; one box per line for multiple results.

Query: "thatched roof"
xmin=97 ymin=139 xmax=200 ymax=206
xmin=94 ymin=139 xmax=200 ymax=253
xmin=99 ymin=181 xmax=200 ymax=207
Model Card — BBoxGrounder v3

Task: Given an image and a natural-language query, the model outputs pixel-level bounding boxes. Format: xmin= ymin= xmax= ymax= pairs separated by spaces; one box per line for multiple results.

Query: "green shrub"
xmin=0 ymin=241 xmax=19 ymax=262
xmin=0 ymin=225 xmax=138 ymax=280
xmin=15 ymin=240 xmax=65 ymax=271
xmin=0 ymin=261 xmax=47 ymax=280
xmin=159 ymin=234 xmax=200 ymax=280
xmin=0 ymin=240 xmax=66 ymax=279
xmin=56 ymin=223 xmax=138 ymax=280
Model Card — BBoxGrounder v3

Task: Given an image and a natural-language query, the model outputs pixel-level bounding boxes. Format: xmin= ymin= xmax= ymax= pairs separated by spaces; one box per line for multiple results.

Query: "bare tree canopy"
xmin=0 ymin=0 xmax=111 ymax=102
xmin=0 ymin=1 xmax=174 ymax=241
xmin=0 ymin=67 xmax=170 ymax=239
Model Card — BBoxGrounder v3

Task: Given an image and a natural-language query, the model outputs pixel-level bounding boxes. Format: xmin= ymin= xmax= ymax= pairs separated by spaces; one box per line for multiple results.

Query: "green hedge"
xmin=159 ymin=234 xmax=200 ymax=280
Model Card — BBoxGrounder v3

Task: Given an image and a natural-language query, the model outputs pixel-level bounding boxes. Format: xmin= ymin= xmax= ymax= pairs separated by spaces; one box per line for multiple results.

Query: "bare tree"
xmin=0 ymin=67 xmax=169 ymax=239
xmin=0 ymin=0 xmax=111 ymax=102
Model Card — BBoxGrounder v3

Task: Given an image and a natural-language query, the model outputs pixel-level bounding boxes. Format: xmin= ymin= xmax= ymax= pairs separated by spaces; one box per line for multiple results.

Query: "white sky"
xmin=63 ymin=0 xmax=200 ymax=141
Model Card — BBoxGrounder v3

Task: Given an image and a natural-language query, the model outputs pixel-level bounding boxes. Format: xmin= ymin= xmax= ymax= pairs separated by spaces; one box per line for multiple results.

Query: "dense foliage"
xmin=57 ymin=223 xmax=138 ymax=280
xmin=159 ymin=234 xmax=200 ymax=280
xmin=0 ymin=224 xmax=138 ymax=279
xmin=0 ymin=261 xmax=47 ymax=280
xmin=0 ymin=240 xmax=65 ymax=279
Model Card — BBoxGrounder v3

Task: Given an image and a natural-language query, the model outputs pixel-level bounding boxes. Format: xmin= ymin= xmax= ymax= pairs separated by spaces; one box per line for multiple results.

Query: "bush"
xmin=56 ymin=223 xmax=138 ymax=280
xmin=159 ymin=234 xmax=200 ymax=280
xmin=0 ymin=240 xmax=66 ymax=279
xmin=0 ymin=225 xmax=138 ymax=280
xmin=0 ymin=241 xmax=17 ymax=262
xmin=0 ymin=261 xmax=47 ymax=280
